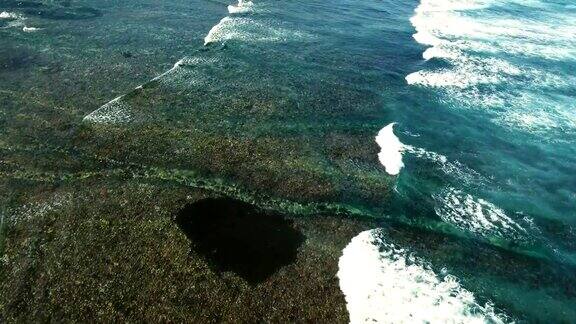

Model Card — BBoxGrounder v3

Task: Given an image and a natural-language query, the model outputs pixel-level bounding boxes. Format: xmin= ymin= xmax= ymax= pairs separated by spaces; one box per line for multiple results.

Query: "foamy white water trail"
xmin=204 ymin=1 xmax=311 ymax=46
xmin=376 ymin=123 xmax=484 ymax=184
xmin=406 ymin=145 xmax=485 ymax=184
xmin=151 ymin=59 xmax=185 ymax=82
xmin=204 ymin=17 xmax=230 ymax=45
xmin=433 ymin=187 xmax=527 ymax=241
xmin=338 ymin=229 xmax=508 ymax=323
xmin=88 ymin=0 xmax=238 ymax=124
xmin=84 ymin=96 xmax=132 ymax=124
xmin=83 ymin=58 xmax=216 ymax=123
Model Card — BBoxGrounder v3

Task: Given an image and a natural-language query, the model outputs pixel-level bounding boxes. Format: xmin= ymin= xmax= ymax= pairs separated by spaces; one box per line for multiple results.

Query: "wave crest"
xmin=338 ymin=229 xmax=509 ymax=323
xmin=433 ymin=187 xmax=527 ymax=241
xmin=375 ymin=123 xmax=405 ymax=176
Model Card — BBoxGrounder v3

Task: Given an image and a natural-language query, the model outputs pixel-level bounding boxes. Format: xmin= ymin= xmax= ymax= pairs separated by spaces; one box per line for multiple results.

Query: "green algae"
xmin=0 ymin=180 xmax=363 ymax=322
xmin=0 ymin=207 xmax=6 ymax=257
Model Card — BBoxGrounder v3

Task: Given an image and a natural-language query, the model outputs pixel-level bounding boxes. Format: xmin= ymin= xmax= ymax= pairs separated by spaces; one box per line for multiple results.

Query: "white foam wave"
xmin=375 ymin=123 xmax=405 ymax=176
xmin=338 ymin=229 xmax=508 ymax=323
xmin=205 ymin=17 xmax=265 ymax=45
xmin=84 ymin=96 xmax=132 ymax=124
xmin=505 ymin=91 xmax=576 ymax=132
xmin=500 ymin=110 xmax=560 ymax=132
xmin=422 ymin=46 xmax=458 ymax=60
xmin=414 ymin=0 xmax=490 ymax=13
xmin=433 ymin=187 xmax=526 ymax=240
xmin=0 ymin=11 xmax=25 ymax=28
xmin=84 ymin=59 xmax=183 ymax=124
xmin=411 ymin=2 xmax=576 ymax=56
xmin=406 ymin=69 xmax=475 ymax=88
xmin=412 ymin=30 xmax=441 ymax=46
xmin=375 ymin=124 xmax=483 ymax=181
xmin=0 ymin=11 xmax=18 ymax=19
xmin=228 ymin=0 xmax=253 ymax=14
xmin=405 ymin=145 xmax=483 ymax=184
xmin=408 ymin=0 xmax=576 ymax=76
xmin=204 ymin=16 xmax=310 ymax=45
xmin=205 ymin=17 xmax=229 ymax=45
xmin=151 ymin=56 xmax=220 ymax=90
xmin=406 ymin=53 xmax=520 ymax=89
xmin=0 ymin=11 xmax=22 ymax=19
xmin=150 ymin=58 xmax=185 ymax=82
xmin=407 ymin=0 xmax=576 ymax=134
xmin=23 ymin=26 xmax=40 ymax=32
xmin=83 ymin=56 xmax=222 ymax=123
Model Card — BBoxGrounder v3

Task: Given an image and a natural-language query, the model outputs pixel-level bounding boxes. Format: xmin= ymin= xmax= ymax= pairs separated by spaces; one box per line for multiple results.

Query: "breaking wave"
xmin=405 ymin=145 xmax=484 ymax=185
xmin=406 ymin=0 xmax=576 ymax=133
xmin=228 ymin=0 xmax=254 ymax=14
xmin=375 ymin=123 xmax=484 ymax=185
xmin=0 ymin=11 xmax=26 ymax=29
xmin=0 ymin=11 xmax=19 ymax=19
xmin=84 ymin=96 xmax=133 ymax=124
xmin=204 ymin=16 xmax=308 ymax=45
xmin=338 ymin=229 xmax=509 ymax=323
xmin=433 ymin=187 xmax=528 ymax=241
xmin=375 ymin=123 xmax=405 ymax=176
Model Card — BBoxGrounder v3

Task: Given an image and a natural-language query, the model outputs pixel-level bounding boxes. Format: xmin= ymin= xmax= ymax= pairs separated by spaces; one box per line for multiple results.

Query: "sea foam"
xmin=23 ymin=26 xmax=40 ymax=32
xmin=204 ymin=17 xmax=233 ymax=45
xmin=375 ymin=123 xmax=405 ymax=176
xmin=0 ymin=11 xmax=18 ymax=19
xmin=405 ymin=145 xmax=484 ymax=184
xmin=228 ymin=0 xmax=253 ymax=14
xmin=375 ymin=124 xmax=484 ymax=180
xmin=84 ymin=96 xmax=132 ymax=124
xmin=0 ymin=11 xmax=25 ymax=29
xmin=407 ymin=0 xmax=576 ymax=133
xmin=338 ymin=229 xmax=508 ymax=323
xmin=433 ymin=187 xmax=527 ymax=240
xmin=204 ymin=16 xmax=307 ymax=45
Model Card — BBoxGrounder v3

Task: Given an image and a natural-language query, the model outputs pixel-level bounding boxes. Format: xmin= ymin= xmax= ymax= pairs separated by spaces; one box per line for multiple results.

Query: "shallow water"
xmin=1 ymin=0 xmax=575 ymax=322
